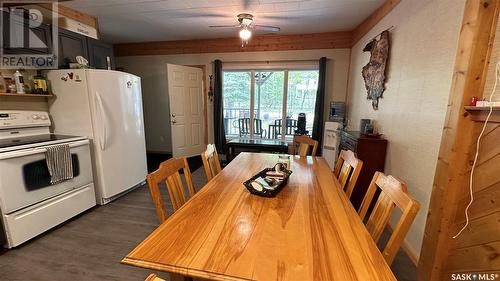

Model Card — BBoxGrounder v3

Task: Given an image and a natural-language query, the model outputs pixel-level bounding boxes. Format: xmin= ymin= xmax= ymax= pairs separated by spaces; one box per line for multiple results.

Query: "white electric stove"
xmin=0 ymin=110 xmax=96 ymax=248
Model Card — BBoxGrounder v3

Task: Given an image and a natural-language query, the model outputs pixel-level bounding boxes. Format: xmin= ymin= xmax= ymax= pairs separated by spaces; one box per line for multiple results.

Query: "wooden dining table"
xmin=122 ymin=153 xmax=396 ymax=281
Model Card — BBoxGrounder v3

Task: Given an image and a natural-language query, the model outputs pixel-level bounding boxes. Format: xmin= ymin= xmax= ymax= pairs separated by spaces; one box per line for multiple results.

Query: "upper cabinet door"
xmin=58 ymin=28 xmax=89 ymax=68
xmin=87 ymin=38 xmax=115 ymax=70
xmin=1 ymin=11 xmax=52 ymax=55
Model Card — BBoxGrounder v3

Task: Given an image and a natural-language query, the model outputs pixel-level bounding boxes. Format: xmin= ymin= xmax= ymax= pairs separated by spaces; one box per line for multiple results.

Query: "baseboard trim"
xmin=386 ymin=223 xmax=419 ymax=266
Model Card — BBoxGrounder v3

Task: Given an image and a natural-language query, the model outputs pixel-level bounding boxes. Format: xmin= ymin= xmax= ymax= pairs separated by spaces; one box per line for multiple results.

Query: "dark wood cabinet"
xmin=1 ymin=11 xmax=52 ymax=55
xmin=57 ymin=29 xmax=114 ymax=69
xmin=339 ymin=131 xmax=388 ymax=209
xmin=57 ymin=28 xmax=89 ymax=68
xmin=87 ymin=38 xmax=115 ymax=69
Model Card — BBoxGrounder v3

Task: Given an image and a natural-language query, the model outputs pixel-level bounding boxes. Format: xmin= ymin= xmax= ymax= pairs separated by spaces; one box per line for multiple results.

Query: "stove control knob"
xmin=32 ymin=114 xmax=40 ymax=120
xmin=40 ymin=115 xmax=48 ymax=120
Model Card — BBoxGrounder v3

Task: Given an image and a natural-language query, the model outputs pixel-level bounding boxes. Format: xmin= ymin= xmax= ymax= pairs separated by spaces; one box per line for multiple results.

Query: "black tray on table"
xmin=243 ymin=167 xmax=292 ymax=198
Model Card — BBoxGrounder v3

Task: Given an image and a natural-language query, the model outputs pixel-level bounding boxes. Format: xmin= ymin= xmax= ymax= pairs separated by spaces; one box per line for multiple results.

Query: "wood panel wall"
xmin=418 ymin=0 xmax=500 ymax=280
xmin=442 ymin=123 xmax=500 ymax=278
xmin=38 ymin=3 xmax=99 ymax=29
xmin=114 ymin=31 xmax=353 ymax=56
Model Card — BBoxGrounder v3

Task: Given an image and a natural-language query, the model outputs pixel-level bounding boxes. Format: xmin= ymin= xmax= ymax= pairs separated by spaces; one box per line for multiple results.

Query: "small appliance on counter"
xmin=329 ymin=101 xmax=346 ymax=123
xmin=295 ymin=113 xmax=309 ymax=135
xmin=0 ymin=111 xmax=95 ymax=248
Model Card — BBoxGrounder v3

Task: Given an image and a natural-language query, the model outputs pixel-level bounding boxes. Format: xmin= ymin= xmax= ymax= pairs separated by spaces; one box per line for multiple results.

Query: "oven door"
xmin=0 ymin=140 xmax=93 ymax=214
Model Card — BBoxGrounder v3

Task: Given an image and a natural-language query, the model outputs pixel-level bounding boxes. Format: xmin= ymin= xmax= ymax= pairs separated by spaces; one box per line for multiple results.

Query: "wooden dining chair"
xmin=146 ymin=157 xmax=196 ymax=223
xmin=333 ymin=150 xmax=363 ymax=198
xmin=201 ymin=144 xmax=222 ymax=181
xmin=358 ymin=172 xmax=420 ymax=265
xmin=145 ymin=274 xmax=165 ymax=281
xmin=292 ymin=135 xmax=319 ymax=156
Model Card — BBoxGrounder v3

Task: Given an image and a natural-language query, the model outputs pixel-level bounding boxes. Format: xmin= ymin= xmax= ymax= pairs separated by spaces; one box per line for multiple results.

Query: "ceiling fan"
xmin=209 ymin=13 xmax=281 ymax=45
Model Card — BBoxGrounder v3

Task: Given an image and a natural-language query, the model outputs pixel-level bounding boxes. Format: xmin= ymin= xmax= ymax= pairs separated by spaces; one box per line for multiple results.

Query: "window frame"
xmin=222 ymin=67 xmax=319 ymax=141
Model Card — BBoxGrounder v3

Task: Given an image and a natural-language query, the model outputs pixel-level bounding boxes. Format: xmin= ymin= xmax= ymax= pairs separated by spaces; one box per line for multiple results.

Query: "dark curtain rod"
xmin=212 ymin=59 xmax=325 ymax=64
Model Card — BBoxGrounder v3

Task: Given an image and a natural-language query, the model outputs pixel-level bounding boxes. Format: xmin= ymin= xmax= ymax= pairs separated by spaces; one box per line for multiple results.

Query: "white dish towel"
xmin=45 ymin=144 xmax=74 ymax=184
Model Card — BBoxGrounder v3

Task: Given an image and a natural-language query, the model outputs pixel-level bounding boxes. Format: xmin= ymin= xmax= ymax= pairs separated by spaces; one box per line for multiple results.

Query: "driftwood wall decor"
xmin=362 ymin=30 xmax=390 ymax=110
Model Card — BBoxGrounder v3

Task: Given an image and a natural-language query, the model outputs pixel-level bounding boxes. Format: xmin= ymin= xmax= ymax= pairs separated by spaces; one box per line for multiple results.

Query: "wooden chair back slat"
xmin=358 ymin=172 xmax=420 ymax=264
xmin=202 ymin=144 xmax=222 ymax=181
xmin=146 ymin=157 xmax=196 ymax=224
xmin=333 ymin=150 xmax=363 ymax=198
xmin=365 ymin=192 xmax=396 ymax=242
xmin=145 ymin=274 xmax=165 ymax=281
xmin=292 ymin=135 xmax=319 ymax=156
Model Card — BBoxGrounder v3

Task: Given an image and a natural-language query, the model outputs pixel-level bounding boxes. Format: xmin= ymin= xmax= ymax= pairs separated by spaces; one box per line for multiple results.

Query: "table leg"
xmin=228 ymin=146 xmax=234 ymax=162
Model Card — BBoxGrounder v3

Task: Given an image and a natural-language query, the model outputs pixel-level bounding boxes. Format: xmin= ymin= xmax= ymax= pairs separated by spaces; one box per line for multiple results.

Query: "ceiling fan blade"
xmin=253 ymin=25 xmax=280 ymax=32
xmin=166 ymin=11 xmax=227 ymax=18
xmin=259 ymin=15 xmax=305 ymax=21
xmin=209 ymin=25 xmax=240 ymax=28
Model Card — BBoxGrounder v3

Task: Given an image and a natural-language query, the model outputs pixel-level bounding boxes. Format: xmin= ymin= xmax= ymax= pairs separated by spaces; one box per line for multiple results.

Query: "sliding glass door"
xmin=223 ymin=71 xmax=251 ymax=136
xmin=223 ymin=69 xmax=319 ymax=140
xmin=254 ymin=71 xmax=285 ymax=140
xmin=287 ymin=70 xmax=319 ymax=134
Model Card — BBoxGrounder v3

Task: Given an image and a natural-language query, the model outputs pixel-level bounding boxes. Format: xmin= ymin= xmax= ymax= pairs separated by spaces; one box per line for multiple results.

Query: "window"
xmin=223 ymin=69 xmax=319 ymax=140
xmin=223 ymin=71 xmax=251 ymax=136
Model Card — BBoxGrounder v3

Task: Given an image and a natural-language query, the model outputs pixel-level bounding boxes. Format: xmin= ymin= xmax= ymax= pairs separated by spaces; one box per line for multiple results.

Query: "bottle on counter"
xmin=33 ymin=70 xmax=49 ymax=95
xmin=0 ymin=72 xmax=6 ymax=93
xmin=13 ymin=70 xmax=25 ymax=94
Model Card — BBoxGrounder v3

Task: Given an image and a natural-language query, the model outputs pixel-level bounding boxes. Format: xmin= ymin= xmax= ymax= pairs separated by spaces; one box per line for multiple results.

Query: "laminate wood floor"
xmin=0 ymin=166 xmax=417 ymax=281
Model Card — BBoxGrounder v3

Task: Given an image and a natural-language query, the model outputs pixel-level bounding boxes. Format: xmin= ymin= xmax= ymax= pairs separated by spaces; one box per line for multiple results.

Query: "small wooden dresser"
xmin=339 ymin=131 xmax=388 ymax=209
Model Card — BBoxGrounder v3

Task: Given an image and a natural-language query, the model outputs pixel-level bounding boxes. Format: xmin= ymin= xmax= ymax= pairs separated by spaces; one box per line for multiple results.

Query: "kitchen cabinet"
xmin=87 ymin=38 xmax=115 ymax=69
xmin=57 ymin=29 xmax=114 ymax=69
xmin=57 ymin=28 xmax=89 ymax=68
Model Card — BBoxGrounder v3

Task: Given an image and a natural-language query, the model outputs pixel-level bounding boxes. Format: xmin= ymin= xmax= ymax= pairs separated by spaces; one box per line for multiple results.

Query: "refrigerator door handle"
xmin=95 ymin=91 xmax=108 ymax=151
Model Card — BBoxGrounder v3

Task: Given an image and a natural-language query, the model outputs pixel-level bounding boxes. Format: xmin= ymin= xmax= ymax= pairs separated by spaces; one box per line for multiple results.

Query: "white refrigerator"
xmin=47 ymin=69 xmax=147 ymax=205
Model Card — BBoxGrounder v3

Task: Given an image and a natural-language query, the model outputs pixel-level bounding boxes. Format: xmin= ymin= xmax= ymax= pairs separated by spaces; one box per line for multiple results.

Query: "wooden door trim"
xmin=187 ymin=65 xmax=208 ymax=146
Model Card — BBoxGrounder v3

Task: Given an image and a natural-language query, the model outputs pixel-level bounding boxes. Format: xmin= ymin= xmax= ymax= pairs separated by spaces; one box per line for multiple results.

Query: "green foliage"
xmin=223 ymin=72 xmax=250 ymax=109
xmin=223 ymin=70 xmax=319 ymax=130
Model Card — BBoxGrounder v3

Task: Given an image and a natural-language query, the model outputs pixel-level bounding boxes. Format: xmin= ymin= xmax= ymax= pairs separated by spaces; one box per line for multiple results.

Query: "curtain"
xmin=213 ymin=59 xmax=226 ymax=154
xmin=312 ymin=57 xmax=327 ymax=155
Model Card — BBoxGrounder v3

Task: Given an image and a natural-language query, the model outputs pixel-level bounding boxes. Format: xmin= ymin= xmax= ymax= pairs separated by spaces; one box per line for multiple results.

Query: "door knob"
xmin=171 ymin=114 xmax=176 ymax=117
xmin=171 ymin=120 xmax=177 ymax=124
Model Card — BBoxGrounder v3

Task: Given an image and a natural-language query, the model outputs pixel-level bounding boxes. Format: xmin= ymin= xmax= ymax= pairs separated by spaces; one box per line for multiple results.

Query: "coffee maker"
xmin=295 ymin=113 xmax=309 ymax=135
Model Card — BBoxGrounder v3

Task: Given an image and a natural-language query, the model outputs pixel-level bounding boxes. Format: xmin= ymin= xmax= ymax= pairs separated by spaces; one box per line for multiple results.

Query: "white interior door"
xmin=167 ymin=64 xmax=204 ymax=158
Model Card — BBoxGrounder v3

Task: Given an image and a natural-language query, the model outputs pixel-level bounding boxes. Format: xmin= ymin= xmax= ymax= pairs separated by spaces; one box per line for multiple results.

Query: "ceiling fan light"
xmin=239 ymin=28 xmax=252 ymax=40
xmin=241 ymin=18 xmax=253 ymax=26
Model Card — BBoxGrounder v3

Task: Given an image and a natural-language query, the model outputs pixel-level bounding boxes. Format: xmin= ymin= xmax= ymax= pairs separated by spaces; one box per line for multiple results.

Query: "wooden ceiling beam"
xmin=37 ymin=3 xmax=98 ymax=29
xmin=114 ymin=31 xmax=352 ymax=56
xmin=351 ymin=0 xmax=401 ymax=46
